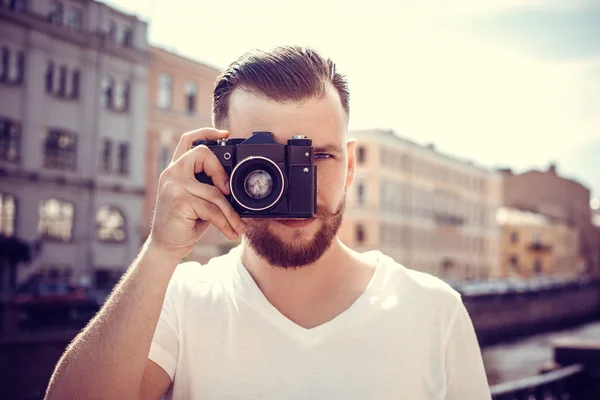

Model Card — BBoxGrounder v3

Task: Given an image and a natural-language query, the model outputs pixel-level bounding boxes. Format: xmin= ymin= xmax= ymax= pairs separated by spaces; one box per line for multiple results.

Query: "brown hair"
xmin=212 ymin=45 xmax=349 ymax=129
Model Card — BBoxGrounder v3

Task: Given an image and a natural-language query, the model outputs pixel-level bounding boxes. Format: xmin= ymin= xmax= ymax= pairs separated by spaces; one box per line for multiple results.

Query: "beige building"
xmin=496 ymin=207 xmax=581 ymax=279
xmin=500 ymin=164 xmax=599 ymax=276
xmin=144 ymin=46 xmax=233 ymax=263
xmin=340 ymin=129 xmax=502 ymax=281
xmin=0 ymin=0 xmax=149 ymax=291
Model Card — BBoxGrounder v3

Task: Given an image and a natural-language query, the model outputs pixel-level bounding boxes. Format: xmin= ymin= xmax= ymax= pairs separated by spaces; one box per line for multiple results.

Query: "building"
xmin=340 ymin=129 xmax=502 ymax=281
xmin=500 ymin=164 xmax=599 ymax=276
xmin=0 ymin=0 xmax=149 ymax=291
xmin=144 ymin=46 xmax=231 ymax=263
xmin=496 ymin=207 xmax=582 ymax=279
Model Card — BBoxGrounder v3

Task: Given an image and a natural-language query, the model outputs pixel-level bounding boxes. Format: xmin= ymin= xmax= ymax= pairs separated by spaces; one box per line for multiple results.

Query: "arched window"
xmin=96 ymin=206 xmax=126 ymax=242
xmin=38 ymin=198 xmax=74 ymax=242
xmin=185 ymin=81 xmax=197 ymax=115
xmin=157 ymin=73 xmax=172 ymax=109
xmin=0 ymin=192 xmax=16 ymax=237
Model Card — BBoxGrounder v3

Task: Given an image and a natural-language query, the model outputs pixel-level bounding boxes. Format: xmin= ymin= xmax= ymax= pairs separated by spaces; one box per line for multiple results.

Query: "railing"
xmin=489 ymin=337 xmax=600 ymax=400
xmin=490 ymin=364 xmax=585 ymax=400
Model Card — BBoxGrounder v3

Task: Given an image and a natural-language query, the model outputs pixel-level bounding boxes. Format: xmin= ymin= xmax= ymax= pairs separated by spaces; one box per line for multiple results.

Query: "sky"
xmin=107 ymin=0 xmax=600 ymax=198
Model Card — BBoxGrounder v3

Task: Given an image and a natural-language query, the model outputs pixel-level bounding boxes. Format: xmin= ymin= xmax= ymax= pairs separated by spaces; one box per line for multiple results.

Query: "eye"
xmin=314 ymin=153 xmax=334 ymax=160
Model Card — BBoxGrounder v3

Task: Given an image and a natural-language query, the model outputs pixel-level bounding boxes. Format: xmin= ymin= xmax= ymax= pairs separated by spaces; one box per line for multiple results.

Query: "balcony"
xmin=433 ymin=212 xmax=465 ymax=226
xmin=529 ymin=241 xmax=552 ymax=253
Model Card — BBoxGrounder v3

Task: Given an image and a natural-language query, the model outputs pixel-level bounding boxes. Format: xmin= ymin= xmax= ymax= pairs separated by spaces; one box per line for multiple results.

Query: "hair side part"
xmin=212 ymin=45 xmax=349 ymax=129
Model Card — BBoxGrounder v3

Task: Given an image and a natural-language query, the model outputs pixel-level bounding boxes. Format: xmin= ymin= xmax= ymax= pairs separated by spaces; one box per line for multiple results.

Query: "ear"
xmin=345 ymin=138 xmax=356 ymax=190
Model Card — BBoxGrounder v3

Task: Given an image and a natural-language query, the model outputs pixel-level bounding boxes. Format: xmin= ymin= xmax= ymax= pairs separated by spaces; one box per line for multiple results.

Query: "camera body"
xmin=192 ymin=132 xmax=317 ymax=218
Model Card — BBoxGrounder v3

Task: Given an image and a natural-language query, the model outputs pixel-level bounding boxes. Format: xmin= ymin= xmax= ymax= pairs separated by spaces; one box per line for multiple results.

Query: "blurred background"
xmin=1 ymin=0 xmax=600 ymax=399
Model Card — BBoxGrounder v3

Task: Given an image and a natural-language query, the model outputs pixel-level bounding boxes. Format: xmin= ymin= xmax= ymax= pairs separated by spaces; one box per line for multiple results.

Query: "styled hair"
xmin=212 ymin=45 xmax=349 ymax=128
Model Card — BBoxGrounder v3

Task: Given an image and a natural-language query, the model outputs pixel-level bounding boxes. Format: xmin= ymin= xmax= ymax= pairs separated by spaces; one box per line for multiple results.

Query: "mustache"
xmin=316 ymin=201 xmax=344 ymax=219
xmin=247 ymin=193 xmax=346 ymax=224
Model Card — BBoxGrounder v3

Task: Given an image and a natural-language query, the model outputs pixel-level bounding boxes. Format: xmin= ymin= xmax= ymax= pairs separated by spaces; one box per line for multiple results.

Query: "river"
xmin=482 ymin=320 xmax=600 ymax=386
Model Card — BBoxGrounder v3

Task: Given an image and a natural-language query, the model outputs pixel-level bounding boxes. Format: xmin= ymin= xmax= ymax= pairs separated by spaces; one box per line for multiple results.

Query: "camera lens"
xmin=244 ymin=170 xmax=273 ymax=199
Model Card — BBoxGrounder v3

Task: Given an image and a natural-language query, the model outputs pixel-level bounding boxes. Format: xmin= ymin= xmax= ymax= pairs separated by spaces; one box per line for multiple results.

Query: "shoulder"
xmin=373 ymin=251 xmax=463 ymax=312
xmin=167 ymin=248 xmax=240 ymax=298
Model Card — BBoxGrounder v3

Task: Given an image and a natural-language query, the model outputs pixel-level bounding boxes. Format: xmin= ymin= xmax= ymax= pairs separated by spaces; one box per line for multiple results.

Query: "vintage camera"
xmin=192 ymin=132 xmax=317 ymax=218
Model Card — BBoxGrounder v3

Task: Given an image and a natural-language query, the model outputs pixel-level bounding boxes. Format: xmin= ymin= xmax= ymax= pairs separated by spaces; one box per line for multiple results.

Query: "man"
xmin=45 ymin=45 xmax=491 ymax=399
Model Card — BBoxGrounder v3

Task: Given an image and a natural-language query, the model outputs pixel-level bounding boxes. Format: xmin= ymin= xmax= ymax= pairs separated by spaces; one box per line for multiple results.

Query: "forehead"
xmin=227 ymin=86 xmax=347 ymax=146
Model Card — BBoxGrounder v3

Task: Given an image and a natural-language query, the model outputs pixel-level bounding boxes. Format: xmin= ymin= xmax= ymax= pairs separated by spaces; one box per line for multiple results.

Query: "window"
xmin=107 ymin=20 xmax=117 ymax=41
xmin=45 ymin=62 xmax=78 ymax=99
xmin=158 ymin=73 xmax=172 ymax=109
xmin=113 ymin=81 xmax=130 ymax=112
xmin=48 ymin=1 xmax=64 ymax=25
xmin=356 ymin=146 xmax=365 ymax=165
xmin=356 ymin=223 xmax=365 ymax=244
xmin=122 ymin=29 xmax=133 ymax=47
xmin=3 ymin=0 xmax=27 ymax=11
xmin=65 ymin=6 xmax=82 ymax=31
xmin=534 ymin=259 xmax=542 ymax=275
xmin=100 ymin=139 xmax=112 ymax=172
xmin=0 ymin=116 xmax=20 ymax=163
xmin=118 ymin=142 xmax=129 ymax=175
xmin=45 ymin=61 xmax=54 ymax=93
xmin=158 ymin=144 xmax=170 ymax=174
xmin=185 ymin=81 xmax=197 ymax=115
xmin=71 ymin=70 xmax=80 ymax=98
xmin=0 ymin=47 xmax=8 ymax=82
xmin=37 ymin=198 xmax=74 ymax=242
xmin=44 ymin=128 xmax=77 ymax=170
xmin=96 ymin=206 xmax=126 ymax=242
xmin=58 ymin=65 xmax=67 ymax=97
xmin=9 ymin=51 xmax=24 ymax=83
xmin=0 ymin=47 xmax=24 ymax=85
xmin=101 ymin=77 xmax=113 ymax=109
xmin=0 ymin=192 xmax=16 ymax=237
xmin=102 ymin=78 xmax=129 ymax=112
xmin=357 ymin=182 xmax=365 ymax=206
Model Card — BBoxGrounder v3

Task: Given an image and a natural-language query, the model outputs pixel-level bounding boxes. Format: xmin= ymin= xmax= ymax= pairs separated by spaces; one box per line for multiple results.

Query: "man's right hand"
xmin=148 ymin=128 xmax=247 ymax=261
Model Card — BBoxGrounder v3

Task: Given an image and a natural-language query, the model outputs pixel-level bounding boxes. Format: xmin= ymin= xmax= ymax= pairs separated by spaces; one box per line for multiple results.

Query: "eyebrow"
xmin=313 ymin=144 xmax=344 ymax=154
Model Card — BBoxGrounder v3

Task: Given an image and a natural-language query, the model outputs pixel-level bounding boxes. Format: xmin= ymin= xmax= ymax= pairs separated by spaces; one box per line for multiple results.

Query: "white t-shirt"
xmin=149 ymin=247 xmax=491 ymax=399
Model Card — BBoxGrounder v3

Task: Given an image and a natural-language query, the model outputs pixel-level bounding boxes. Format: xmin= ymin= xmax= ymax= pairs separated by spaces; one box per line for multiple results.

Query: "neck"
xmin=239 ymin=236 xmax=358 ymax=299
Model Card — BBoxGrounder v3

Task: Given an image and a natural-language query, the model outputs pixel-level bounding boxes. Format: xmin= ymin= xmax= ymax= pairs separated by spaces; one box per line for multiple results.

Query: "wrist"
xmin=140 ymin=239 xmax=185 ymax=269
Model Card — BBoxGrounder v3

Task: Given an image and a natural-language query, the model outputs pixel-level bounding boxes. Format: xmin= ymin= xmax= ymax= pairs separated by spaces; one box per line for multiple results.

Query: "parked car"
xmin=13 ymin=276 xmax=100 ymax=328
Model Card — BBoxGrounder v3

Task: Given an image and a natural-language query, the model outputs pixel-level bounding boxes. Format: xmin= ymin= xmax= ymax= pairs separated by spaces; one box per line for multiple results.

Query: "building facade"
xmin=0 ymin=0 xmax=149 ymax=290
xmin=144 ymin=46 xmax=231 ymax=263
xmin=340 ymin=129 xmax=502 ymax=281
xmin=496 ymin=207 xmax=581 ymax=279
xmin=500 ymin=164 xmax=599 ymax=276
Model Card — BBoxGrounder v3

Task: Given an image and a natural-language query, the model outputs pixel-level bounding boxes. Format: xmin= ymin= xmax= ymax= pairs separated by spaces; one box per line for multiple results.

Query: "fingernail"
xmin=224 ymin=180 xmax=231 ymax=194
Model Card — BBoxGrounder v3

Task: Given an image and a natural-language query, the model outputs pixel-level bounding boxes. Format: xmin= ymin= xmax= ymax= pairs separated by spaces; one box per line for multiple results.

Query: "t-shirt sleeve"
xmin=148 ymin=267 xmax=182 ymax=381
xmin=444 ymin=297 xmax=491 ymax=400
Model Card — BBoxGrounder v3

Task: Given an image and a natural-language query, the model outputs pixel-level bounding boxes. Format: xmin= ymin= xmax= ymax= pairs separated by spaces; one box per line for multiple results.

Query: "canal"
xmin=482 ymin=319 xmax=600 ymax=385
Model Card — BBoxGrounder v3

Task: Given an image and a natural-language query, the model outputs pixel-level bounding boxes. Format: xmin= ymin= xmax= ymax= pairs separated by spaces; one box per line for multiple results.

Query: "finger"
xmin=172 ymin=128 xmax=229 ymax=162
xmin=179 ymin=145 xmax=230 ymax=195
xmin=192 ymin=197 xmax=239 ymax=241
xmin=184 ymin=179 xmax=246 ymax=235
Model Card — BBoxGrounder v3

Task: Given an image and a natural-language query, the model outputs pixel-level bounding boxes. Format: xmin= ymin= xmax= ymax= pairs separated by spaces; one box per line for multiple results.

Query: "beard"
xmin=244 ymin=194 xmax=346 ymax=269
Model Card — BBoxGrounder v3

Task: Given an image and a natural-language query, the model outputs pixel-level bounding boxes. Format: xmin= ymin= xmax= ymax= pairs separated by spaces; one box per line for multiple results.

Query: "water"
xmin=482 ymin=320 xmax=600 ymax=386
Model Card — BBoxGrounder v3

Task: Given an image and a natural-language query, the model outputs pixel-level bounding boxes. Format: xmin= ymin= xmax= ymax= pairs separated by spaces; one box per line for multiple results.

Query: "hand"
xmin=148 ymin=128 xmax=247 ymax=261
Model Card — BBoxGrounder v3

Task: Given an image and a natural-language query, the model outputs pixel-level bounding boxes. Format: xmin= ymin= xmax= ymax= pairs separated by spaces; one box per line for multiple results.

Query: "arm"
xmin=45 ymin=243 xmax=179 ymax=400
xmin=44 ymin=128 xmax=246 ymax=400
xmin=444 ymin=299 xmax=492 ymax=400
